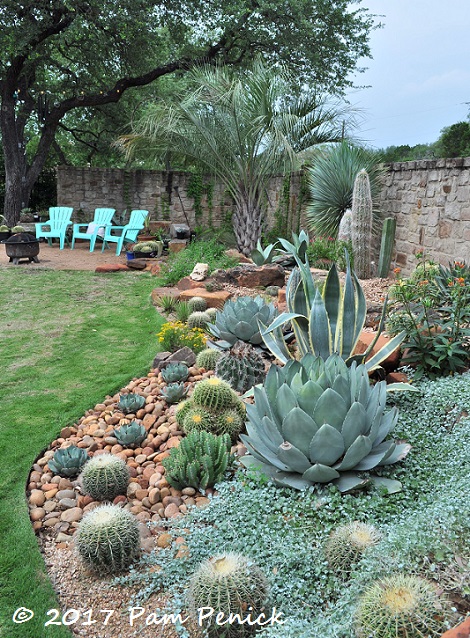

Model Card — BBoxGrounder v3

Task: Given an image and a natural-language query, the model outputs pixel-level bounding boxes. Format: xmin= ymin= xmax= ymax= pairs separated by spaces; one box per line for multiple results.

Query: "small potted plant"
xmin=0 ymin=215 xmax=11 ymax=241
xmin=137 ymin=214 xmax=156 ymax=242
xmin=132 ymin=240 xmax=163 ymax=258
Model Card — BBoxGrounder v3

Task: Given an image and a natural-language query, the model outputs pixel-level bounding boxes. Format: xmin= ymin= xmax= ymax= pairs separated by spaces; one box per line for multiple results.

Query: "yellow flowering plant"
xmin=157 ymin=321 xmax=206 ymax=354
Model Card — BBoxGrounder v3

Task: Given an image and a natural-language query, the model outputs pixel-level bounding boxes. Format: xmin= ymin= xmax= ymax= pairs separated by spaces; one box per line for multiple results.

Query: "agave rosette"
xmin=208 ymin=295 xmax=278 ymax=347
xmin=240 ymin=354 xmax=410 ymax=493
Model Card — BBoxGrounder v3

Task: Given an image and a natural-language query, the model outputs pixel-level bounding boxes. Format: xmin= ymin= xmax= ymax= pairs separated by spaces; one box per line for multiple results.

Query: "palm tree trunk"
xmin=232 ymin=194 xmax=262 ymax=256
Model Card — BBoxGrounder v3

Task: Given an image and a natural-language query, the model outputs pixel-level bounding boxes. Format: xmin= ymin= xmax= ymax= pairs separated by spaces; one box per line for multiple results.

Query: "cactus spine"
xmin=188 ymin=553 xmax=269 ymax=637
xmin=324 ymin=521 xmax=381 ymax=576
xmin=355 ymin=574 xmax=452 ymax=638
xmin=80 ymin=454 xmax=130 ymax=501
xmin=196 ymin=348 xmax=222 ymax=371
xmin=76 ymin=504 xmax=140 ymax=573
xmin=162 ymin=430 xmax=233 ymax=490
xmin=351 ymin=169 xmax=373 ymax=279
xmin=215 ymin=341 xmax=265 ymax=393
xmin=377 ymin=217 xmax=397 ymax=278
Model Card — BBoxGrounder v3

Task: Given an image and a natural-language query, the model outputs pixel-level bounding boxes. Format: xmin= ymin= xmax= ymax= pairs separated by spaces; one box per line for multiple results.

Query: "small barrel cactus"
xmin=188 ymin=296 xmax=208 ymax=312
xmin=188 ymin=553 xmax=269 ymax=637
xmin=11 ymin=225 xmax=26 ymax=233
xmin=181 ymin=406 xmax=244 ymax=440
xmin=215 ymin=341 xmax=266 ymax=393
xmin=162 ymin=430 xmax=233 ymax=490
xmin=324 ymin=521 xmax=381 ymax=576
xmin=113 ymin=421 xmax=147 ymax=448
xmin=161 ymin=362 xmax=189 ymax=383
xmin=76 ymin=504 xmax=140 ymax=574
xmin=205 ymin=307 xmax=217 ymax=321
xmin=355 ymin=574 xmax=452 ymax=638
xmin=160 ymin=381 xmax=188 ymax=404
xmin=192 ymin=377 xmax=235 ymax=412
xmin=175 ymin=399 xmax=193 ymax=425
xmin=196 ymin=348 xmax=222 ymax=371
xmin=80 ymin=454 xmax=130 ymax=501
xmin=48 ymin=445 xmax=89 ymax=477
xmin=117 ymin=393 xmax=146 ymax=414
xmin=187 ymin=311 xmax=211 ymax=330
xmin=182 ymin=406 xmax=218 ymax=434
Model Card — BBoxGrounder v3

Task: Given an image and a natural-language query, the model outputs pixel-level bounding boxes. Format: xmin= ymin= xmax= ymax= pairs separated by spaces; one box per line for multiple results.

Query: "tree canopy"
xmin=0 ymin=0 xmax=377 ymax=224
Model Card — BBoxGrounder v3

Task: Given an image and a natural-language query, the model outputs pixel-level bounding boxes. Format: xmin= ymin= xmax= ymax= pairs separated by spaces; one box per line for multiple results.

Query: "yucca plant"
xmin=260 ymin=249 xmax=407 ymax=375
xmin=240 ymin=353 xmax=411 ymax=493
xmin=154 ymin=294 xmax=178 ymax=314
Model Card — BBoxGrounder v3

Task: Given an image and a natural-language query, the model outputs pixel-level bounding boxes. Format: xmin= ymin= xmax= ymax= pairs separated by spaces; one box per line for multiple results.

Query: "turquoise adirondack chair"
xmin=71 ymin=208 xmax=116 ymax=252
xmin=35 ymin=207 xmax=74 ymax=249
xmin=101 ymin=210 xmax=149 ymax=255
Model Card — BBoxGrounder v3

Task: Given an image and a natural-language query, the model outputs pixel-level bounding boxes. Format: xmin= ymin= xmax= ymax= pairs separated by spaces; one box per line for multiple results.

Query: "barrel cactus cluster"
xmin=240 ymin=353 xmax=410 ymax=493
xmin=215 ymin=341 xmax=266 ymax=393
xmin=208 ymin=295 xmax=278 ymax=347
xmin=188 ymin=553 xmax=269 ymax=637
xmin=76 ymin=504 xmax=140 ymax=574
xmin=176 ymin=377 xmax=246 ymax=440
xmin=80 ymin=454 xmax=130 ymax=501
xmin=162 ymin=430 xmax=234 ymax=490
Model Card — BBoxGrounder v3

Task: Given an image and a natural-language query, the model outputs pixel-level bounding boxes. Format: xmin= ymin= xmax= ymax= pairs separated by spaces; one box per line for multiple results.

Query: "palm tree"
xmin=306 ymin=141 xmax=386 ymax=238
xmin=118 ymin=59 xmax=355 ymax=255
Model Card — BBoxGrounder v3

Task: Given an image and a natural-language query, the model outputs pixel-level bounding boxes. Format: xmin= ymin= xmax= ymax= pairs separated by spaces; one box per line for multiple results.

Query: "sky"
xmin=346 ymin=0 xmax=470 ymax=150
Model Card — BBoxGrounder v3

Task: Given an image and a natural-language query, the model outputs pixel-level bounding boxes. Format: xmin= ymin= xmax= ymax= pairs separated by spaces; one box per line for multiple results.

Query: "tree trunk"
xmin=232 ymin=195 xmax=263 ymax=256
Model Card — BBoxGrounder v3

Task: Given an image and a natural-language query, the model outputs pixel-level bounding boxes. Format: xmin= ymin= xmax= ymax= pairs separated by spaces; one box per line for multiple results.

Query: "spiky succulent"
xmin=187 ymin=311 xmax=211 ymax=330
xmin=181 ymin=406 xmax=244 ymax=440
xmin=205 ymin=307 xmax=217 ymax=321
xmin=196 ymin=348 xmax=222 ymax=371
xmin=355 ymin=574 xmax=452 ymax=638
xmin=161 ymin=362 xmax=189 ymax=383
xmin=116 ymin=393 xmax=146 ymax=414
xmin=113 ymin=421 xmax=147 ymax=448
xmin=215 ymin=341 xmax=266 ymax=393
xmin=160 ymin=382 xmax=188 ymax=404
xmin=48 ymin=445 xmax=89 ymax=477
xmin=188 ymin=553 xmax=269 ymax=638
xmin=162 ymin=431 xmax=233 ymax=490
xmin=207 ymin=295 xmax=278 ymax=347
xmin=240 ymin=353 xmax=410 ymax=493
xmin=80 ymin=454 xmax=130 ymax=501
xmin=188 ymin=296 xmax=208 ymax=312
xmin=325 ymin=521 xmax=381 ymax=575
xmin=76 ymin=504 xmax=140 ymax=574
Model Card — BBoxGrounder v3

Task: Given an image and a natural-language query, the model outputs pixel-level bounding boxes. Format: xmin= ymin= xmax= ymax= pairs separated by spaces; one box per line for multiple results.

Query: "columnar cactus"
xmin=162 ymin=430 xmax=233 ymax=490
xmin=188 ymin=296 xmax=208 ymax=312
xmin=351 ymin=169 xmax=373 ymax=279
xmin=355 ymin=574 xmax=452 ymax=638
xmin=188 ymin=553 xmax=269 ymax=637
xmin=215 ymin=341 xmax=266 ymax=393
xmin=80 ymin=454 xmax=130 ymax=501
xmin=324 ymin=521 xmax=381 ymax=576
xmin=196 ymin=348 xmax=222 ymax=371
xmin=76 ymin=504 xmax=140 ymax=574
xmin=338 ymin=209 xmax=352 ymax=242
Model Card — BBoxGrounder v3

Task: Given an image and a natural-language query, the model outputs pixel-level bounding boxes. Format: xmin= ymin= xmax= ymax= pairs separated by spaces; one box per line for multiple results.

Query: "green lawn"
xmin=0 ymin=268 xmax=164 ymax=638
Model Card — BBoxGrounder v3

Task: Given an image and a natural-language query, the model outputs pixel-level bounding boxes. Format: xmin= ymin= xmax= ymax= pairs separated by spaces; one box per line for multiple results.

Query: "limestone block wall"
xmin=380 ymin=158 xmax=470 ymax=276
xmin=57 ymin=161 xmax=470 ymax=277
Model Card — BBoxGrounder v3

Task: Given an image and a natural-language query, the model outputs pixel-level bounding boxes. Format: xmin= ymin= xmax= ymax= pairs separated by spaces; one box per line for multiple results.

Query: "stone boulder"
xmin=214 ymin=264 xmax=285 ymax=288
